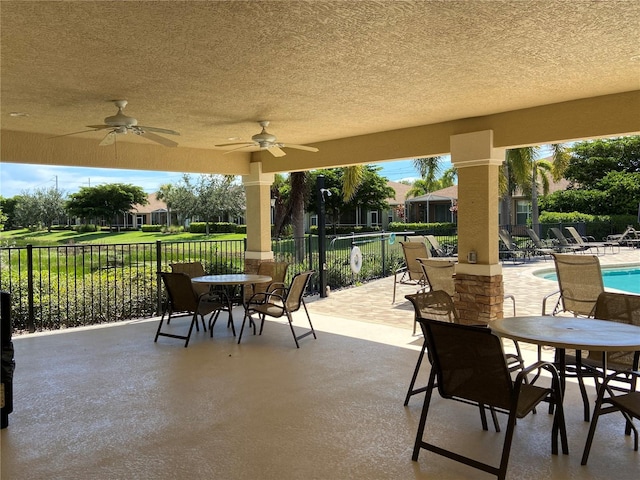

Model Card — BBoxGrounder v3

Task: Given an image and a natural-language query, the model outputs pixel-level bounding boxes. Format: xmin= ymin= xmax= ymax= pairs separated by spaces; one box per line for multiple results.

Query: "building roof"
xmin=386 ymin=181 xmax=412 ymax=205
xmin=408 ymin=185 xmax=458 ymax=203
xmin=132 ymin=194 xmax=167 ymax=214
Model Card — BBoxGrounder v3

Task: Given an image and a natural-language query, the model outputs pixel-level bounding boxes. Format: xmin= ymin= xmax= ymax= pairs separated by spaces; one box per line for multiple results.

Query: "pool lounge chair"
xmin=564 ymin=226 xmax=618 ymax=255
xmin=549 ymin=227 xmax=590 ymax=253
xmin=606 ymin=226 xmax=640 ymax=248
xmin=498 ymin=229 xmax=527 ymax=264
xmin=425 ymin=235 xmax=456 ymax=257
xmin=525 ymin=228 xmax=559 ymax=259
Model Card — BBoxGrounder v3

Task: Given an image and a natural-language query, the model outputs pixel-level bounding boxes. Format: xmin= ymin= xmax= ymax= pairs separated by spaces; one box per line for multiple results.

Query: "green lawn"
xmin=0 ymin=228 xmax=244 ymax=246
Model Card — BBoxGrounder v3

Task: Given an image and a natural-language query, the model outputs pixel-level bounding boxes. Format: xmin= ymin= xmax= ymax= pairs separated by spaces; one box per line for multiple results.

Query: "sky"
xmin=0 ymin=157 xmax=453 ymax=198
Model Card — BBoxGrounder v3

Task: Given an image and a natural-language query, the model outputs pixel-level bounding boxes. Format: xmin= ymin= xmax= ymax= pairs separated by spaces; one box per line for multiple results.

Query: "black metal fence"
xmin=0 ymin=240 xmax=246 ymax=333
xmin=0 ymin=231 xmax=458 ymax=333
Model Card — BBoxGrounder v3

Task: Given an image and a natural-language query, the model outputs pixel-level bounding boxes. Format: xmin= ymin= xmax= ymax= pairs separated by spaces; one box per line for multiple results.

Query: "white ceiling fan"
xmin=215 ymin=121 xmax=319 ymax=157
xmin=53 ymin=100 xmax=180 ymax=147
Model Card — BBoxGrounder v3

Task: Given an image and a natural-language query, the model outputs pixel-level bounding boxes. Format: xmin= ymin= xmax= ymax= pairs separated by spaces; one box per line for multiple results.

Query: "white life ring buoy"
xmin=350 ymin=246 xmax=363 ymax=274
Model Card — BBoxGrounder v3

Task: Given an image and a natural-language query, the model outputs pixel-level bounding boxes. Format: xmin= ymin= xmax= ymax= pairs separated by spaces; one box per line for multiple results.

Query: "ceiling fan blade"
xmin=86 ymin=125 xmax=113 ymax=130
xmin=141 ymin=131 xmax=179 ymax=147
xmin=215 ymin=141 xmax=255 ymax=147
xmin=137 ymin=125 xmax=180 ymax=136
xmin=48 ymin=128 xmax=102 ymax=139
xmin=222 ymin=144 xmax=256 ymax=154
xmin=99 ymin=131 xmax=116 ymax=146
xmin=267 ymin=146 xmax=286 ymax=157
xmin=283 ymin=144 xmax=319 ymax=153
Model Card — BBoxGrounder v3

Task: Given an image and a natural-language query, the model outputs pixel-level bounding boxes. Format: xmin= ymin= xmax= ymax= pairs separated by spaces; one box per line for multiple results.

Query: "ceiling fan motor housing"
xmin=104 ymin=112 xmax=138 ymax=127
xmin=252 ymin=131 xmax=277 ymax=147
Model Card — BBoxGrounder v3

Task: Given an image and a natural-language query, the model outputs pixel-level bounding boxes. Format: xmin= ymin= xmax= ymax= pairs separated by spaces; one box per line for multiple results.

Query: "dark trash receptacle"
xmin=1 ymin=290 xmax=14 ymax=429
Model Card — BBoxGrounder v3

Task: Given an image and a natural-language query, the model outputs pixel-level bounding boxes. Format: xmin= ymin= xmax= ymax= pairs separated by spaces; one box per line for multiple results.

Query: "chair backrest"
xmin=589 ymin=292 xmax=640 ymax=366
xmin=617 ymin=226 xmax=637 ymax=241
xmin=421 ymin=319 xmax=513 ymax=410
xmin=284 ymin=270 xmax=314 ymax=312
xmin=251 ymin=261 xmax=289 ymax=297
xmin=170 ymin=261 xmax=205 ymax=278
xmin=498 ymin=229 xmax=518 ymax=251
xmin=418 ymin=258 xmax=456 ymax=296
xmin=407 ymin=235 xmax=427 ymax=244
xmin=526 ymin=228 xmax=546 ymax=248
xmin=405 ymin=290 xmax=460 ymax=324
xmin=161 ymin=272 xmax=198 ymax=313
xmin=425 ymin=235 xmax=445 ymax=257
xmin=552 ymin=253 xmax=604 ymax=316
xmin=564 ymin=226 xmax=585 ymax=245
xmin=550 ymin=227 xmax=572 ymax=246
xmin=400 ymin=241 xmax=429 ymax=281
xmin=593 ymin=292 xmax=640 ymax=326
xmin=171 ymin=262 xmax=207 ymax=295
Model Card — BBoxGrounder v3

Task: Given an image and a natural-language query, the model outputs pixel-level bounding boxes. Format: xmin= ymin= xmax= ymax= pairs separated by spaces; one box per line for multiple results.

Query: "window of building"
xmin=516 ymin=201 xmax=531 ymax=225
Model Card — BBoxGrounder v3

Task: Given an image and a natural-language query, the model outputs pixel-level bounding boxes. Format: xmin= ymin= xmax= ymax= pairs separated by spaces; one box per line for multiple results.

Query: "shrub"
xmin=188 ymin=222 xmax=243 ymax=234
xmin=73 ymin=224 xmax=98 ymax=233
xmin=308 ymin=225 xmax=381 ymax=235
xmin=387 ymin=222 xmax=457 ymax=235
xmin=141 ymin=224 xmax=163 ymax=232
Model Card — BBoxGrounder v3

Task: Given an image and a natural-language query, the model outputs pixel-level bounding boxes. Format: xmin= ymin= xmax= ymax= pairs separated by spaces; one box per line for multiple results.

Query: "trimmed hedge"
xmin=141 ymin=224 xmax=163 ymax=232
xmin=387 ymin=222 xmax=457 ymax=235
xmin=188 ymin=222 xmax=245 ymax=233
xmin=308 ymin=225 xmax=381 ymax=235
xmin=539 ymin=212 xmax=639 ymax=241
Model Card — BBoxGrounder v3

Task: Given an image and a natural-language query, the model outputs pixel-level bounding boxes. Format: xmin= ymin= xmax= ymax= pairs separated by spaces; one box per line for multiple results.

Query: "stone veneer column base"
xmin=244 ymin=258 xmax=272 ymax=274
xmin=454 ymin=273 xmax=504 ymax=325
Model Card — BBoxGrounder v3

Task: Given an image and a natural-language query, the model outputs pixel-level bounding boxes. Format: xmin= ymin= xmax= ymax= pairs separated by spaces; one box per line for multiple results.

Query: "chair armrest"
xmin=266 ymin=282 xmax=287 ymax=295
xmin=515 ymin=360 xmax=561 ymax=389
xmin=542 ymin=290 xmax=560 ymax=315
xmin=246 ymin=291 xmax=286 ymax=307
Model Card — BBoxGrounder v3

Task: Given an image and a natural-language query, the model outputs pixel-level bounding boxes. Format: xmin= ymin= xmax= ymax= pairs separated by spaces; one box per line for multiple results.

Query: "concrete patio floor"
xmin=1 ymin=248 xmax=638 ymax=479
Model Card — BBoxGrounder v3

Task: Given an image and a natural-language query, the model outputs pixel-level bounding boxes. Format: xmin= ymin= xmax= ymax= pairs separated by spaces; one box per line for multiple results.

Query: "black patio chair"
xmin=412 ymin=319 xmax=568 ymax=480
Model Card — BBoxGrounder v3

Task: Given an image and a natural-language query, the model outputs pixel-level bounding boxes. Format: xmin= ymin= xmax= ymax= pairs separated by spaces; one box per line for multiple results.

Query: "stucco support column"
xmin=242 ymin=162 xmax=274 ymax=273
xmin=450 ymin=130 xmax=505 ymax=325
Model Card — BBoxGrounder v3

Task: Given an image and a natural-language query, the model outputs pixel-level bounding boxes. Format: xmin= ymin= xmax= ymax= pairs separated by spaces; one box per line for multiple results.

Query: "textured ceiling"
xmin=1 ymin=0 xmax=639 ymax=152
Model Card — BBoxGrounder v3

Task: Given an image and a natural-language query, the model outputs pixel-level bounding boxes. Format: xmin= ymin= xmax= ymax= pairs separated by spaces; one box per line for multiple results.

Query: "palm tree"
xmin=413 ymin=157 xmax=442 ymax=190
xmin=289 ymin=171 xmax=308 ymax=262
xmin=500 ymin=144 xmax=568 ymax=234
xmin=341 ymin=165 xmax=365 ymax=202
xmin=406 ymin=178 xmax=432 ymax=199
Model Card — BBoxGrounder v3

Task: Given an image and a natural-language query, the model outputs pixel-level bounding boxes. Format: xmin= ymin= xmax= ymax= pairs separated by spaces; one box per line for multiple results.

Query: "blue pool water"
xmin=538 ymin=266 xmax=640 ymax=294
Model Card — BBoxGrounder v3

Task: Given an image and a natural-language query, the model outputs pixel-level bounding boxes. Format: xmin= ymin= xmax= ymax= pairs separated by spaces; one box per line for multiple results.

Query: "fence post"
xmin=26 ymin=244 xmax=35 ymax=333
xmin=155 ymin=241 xmax=163 ymax=315
xmin=381 ymin=232 xmax=386 ymax=276
xmin=317 ymin=175 xmax=328 ymax=298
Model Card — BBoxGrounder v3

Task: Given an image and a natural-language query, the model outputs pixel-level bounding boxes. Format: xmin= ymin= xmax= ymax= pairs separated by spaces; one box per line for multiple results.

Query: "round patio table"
xmin=191 ymin=274 xmax=272 ymax=336
xmin=490 ymin=315 xmax=640 ymax=412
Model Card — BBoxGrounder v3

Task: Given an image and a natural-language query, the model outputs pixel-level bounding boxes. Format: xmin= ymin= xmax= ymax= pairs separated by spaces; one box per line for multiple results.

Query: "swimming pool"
xmin=536 ymin=265 xmax=640 ymax=294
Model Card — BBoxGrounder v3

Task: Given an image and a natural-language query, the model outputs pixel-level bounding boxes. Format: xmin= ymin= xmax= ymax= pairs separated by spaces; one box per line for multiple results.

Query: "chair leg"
xmin=154 ymin=310 xmax=170 ymax=342
xmin=581 ymin=391 xmax=605 ymax=464
xmin=286 ymin=312 xmax=300 ymax=348
xmin=496 ymin=411 xmax=518 ymax=480
xmin=237 ymin=310 xmax=250 ymax=344
xmin=412 ymin=368 xmax=437 ymax=461
xmin=301 ymin=301 xmax=317 ymax=339
xmin=183 ymin=313 xmax=197 ymax=348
